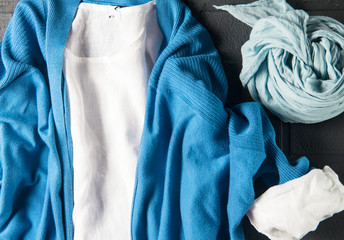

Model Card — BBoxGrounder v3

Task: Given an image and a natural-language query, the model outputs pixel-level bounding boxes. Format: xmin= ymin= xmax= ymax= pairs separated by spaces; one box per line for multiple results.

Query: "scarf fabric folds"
xmin=215 ymin=0 xmax=344 ymax=123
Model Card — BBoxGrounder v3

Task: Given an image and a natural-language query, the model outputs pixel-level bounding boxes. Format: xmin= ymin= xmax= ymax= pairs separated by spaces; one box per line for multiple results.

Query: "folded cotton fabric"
xmin=215 ymin=0 xmax=344 ymax=123
xmin=247 ymin=166 xmax=344 ymax=240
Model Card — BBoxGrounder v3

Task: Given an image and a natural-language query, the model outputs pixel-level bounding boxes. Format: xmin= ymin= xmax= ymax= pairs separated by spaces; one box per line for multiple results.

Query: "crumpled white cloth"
xmin=247 ymin=166 xmax=344 ymax=240
xmin=215 ymin=0 xmax=344 ymax=123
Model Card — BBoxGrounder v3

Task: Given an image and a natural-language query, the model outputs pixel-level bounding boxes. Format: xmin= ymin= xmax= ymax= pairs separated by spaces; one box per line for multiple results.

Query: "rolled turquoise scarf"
xmin=215 ymin=0 xmax=344 ymax=123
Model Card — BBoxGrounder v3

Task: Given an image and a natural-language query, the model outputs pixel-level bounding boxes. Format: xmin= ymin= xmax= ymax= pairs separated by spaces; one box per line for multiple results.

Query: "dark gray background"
xmin=1 ymin=0 xmax=343 ymax=239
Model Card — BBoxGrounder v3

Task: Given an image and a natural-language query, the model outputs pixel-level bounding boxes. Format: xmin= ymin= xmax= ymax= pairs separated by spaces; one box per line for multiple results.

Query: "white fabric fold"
xmin=248 ymin=166 xmax=344 ymax=240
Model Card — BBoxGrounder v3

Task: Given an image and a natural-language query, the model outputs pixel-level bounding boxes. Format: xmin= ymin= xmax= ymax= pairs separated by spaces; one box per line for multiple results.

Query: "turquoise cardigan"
xmin=0 ymin=0 xmax=309 ymax=239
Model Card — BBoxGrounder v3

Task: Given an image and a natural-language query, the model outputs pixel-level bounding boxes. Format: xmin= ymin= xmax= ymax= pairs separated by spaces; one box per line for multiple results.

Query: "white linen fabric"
xmin=247 ymin=166 xmax=344 ymax=240
xmin=62 ymin=1 xmax=163 ymax=239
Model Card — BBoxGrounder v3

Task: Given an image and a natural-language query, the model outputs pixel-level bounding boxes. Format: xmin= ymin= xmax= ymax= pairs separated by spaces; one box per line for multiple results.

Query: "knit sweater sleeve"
xmin=0 ymin=0 xmax=65 ymax=239
xmin=141 ymin=1 xmax=325 ymax=239
xmin=228 ymin=103 xmax=344 ymax=240
xmin=227 ymin=102 xmax=310 ymax=239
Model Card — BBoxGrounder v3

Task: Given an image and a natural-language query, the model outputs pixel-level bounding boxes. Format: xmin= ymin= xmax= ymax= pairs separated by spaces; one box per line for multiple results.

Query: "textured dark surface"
xmin=1 ymin=0 xmax=344 ymax=239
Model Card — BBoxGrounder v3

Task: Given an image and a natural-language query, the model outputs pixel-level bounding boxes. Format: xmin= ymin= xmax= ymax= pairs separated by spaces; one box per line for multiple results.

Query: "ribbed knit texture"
xmin=0 ymin=0 xmax=309 ymax=239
